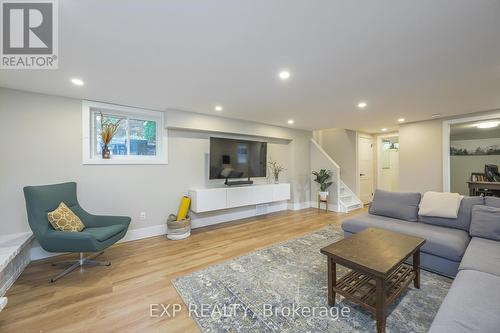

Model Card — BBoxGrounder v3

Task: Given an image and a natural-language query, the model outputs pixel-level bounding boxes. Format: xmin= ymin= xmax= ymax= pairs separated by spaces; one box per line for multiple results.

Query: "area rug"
xmin=172 ymin=225 xmax=452 ymax=332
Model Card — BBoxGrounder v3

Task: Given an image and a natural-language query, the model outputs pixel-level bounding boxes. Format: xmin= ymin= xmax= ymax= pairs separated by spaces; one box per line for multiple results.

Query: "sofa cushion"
xmin=459 ymin=237 xmax=500 ymax=277
xmin=418 ymin=191 xmax=461 ymax=218
xmin=419 ymin=196 xmax=484 ymax=231
xmin=342 ymin=213 xmax=470 ymax=261
xmin=81 ymin=224 xmax=126 ymax=242
xmin=470 ymin=205 xmax=500 ymax=241
xmin=428 ymin=270 xmax=500 ymax=333
xmin=368 ymin=190 xmax=421 ymax=222
xmin=485 ymin=196 xmax=500 ymax=208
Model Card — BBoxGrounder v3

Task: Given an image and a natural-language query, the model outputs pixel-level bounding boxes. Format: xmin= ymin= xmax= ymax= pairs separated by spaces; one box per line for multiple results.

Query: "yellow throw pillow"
xmin=47 ymin=202 xmax=85 ymax=232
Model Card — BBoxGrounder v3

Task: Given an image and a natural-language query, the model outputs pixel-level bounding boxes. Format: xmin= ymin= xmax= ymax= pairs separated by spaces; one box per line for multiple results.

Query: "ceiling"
xmin=2 ymin=0 xmax=500 ymax=133
xmin=451 ymin=119 xmax=500 ymax=137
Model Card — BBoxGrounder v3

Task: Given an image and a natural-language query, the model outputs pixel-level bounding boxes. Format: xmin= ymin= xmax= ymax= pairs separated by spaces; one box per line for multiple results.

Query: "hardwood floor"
xmin=0 ymin=208 xmax=363 ymax=333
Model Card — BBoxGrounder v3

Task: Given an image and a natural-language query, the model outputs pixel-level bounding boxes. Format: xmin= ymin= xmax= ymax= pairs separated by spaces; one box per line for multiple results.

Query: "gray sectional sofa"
xmin=341 ymin=190 xmax=500 ymax=333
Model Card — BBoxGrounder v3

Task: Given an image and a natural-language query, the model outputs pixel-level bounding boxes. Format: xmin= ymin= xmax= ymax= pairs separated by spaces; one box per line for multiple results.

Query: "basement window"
xmin=82 ymin=101 xmax=168 ymax=164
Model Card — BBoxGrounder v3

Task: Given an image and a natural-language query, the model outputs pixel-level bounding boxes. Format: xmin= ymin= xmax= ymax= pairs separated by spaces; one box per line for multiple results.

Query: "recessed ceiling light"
xmin=357 ymin=102 xmax=367 ymax=109
xmin=279 ymin=70 xmax=291 ymax=80
xmin=71 ymin=78 xmax=84 ymax=86
xmin=431 ymin=113 xmax=442 ymax=118
xmin=476 ymin=121 xmax=500 ymax=129
xmin=398 ymin=118 xmax=405 ymax=123
xmin=287 ymin=119 xmax=294 ymax=125
xmin=381 ymin=128 xmax=388 ymax=132
xmin=214 ymin=105 xmax=223 ymax=112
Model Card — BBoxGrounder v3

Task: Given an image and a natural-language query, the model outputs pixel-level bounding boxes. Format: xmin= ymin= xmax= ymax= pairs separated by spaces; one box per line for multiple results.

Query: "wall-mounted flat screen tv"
xmin=209 ymin=137 xmax=267 ymax=179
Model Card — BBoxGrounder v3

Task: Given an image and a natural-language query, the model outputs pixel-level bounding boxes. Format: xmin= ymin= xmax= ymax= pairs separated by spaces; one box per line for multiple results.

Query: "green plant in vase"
xmin=268 ymin=159 xmax=285 ymax=184
xmin=312 ymin=169 xmax=333 ymax=200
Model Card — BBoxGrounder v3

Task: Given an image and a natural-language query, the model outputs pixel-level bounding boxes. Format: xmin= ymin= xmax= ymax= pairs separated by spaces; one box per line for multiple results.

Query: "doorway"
xmin=443 ymin=112 xmax=500 ymax=193
xmin=377 ymin=135 xmax=399 ymax=191
xmin=358 ymin=135 xmax=374 ymax=204
xmin=447 ymin=118 xmax=500 ymax=195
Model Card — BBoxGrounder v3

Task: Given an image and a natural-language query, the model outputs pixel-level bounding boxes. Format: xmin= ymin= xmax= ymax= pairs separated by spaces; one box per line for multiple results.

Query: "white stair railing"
xmin=338 ymin=180 xmax=363 ymax=213
xmin=310 ymin=138 xmax=362 ymax=212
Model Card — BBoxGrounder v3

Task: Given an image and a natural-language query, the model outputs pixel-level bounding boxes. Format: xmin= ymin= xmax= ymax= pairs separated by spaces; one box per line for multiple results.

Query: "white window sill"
xmin=82 ymin=157 xmax=168 ymax=165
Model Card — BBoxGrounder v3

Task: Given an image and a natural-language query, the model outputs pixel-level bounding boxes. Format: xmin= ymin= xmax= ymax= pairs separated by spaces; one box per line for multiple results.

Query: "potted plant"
xmin=268 ymin=159 xmax=285 ymax=184
xmin=312 ymin=169 xmax=333 ymax=200
xmin=99 ymin=112 xmax=122 ymax=159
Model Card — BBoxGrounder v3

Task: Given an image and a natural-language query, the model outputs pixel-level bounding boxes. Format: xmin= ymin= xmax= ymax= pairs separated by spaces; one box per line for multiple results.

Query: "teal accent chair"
xmin=23 ymin=182 xmax=130 ymax=282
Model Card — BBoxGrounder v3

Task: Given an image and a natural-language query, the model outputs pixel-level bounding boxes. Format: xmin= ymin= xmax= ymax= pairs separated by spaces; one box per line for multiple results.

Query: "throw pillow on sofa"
xmin=369 ymin=189 xmax=421 ymax=222
xmin=47 ymin=202 xmax=86 ymax=232
xmin=419 ymin=196 xmax=484 ymax=231
xmin=470 ymin=205 xmax=500 ymax=241
xmin=418 ymin=191 xmax=462 ymax=218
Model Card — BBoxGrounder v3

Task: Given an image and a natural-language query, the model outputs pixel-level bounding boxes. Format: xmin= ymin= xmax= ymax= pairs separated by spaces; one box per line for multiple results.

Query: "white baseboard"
xmin=309 ymin=201 xmax=340 ymax=212
xmin=119 ymin=223 xmax=167 ymax=242
xmin=287 ymin=201 xmax=341 ymax=212
xmin=287 ymin=201 xmax=311 ymax=211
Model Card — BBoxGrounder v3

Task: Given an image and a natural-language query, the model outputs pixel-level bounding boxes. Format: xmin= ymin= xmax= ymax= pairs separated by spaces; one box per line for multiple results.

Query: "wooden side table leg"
xmin=376 ymin=277 xmax=386 ymax=333
xmin=327 ymin=257 xmax=336 ymax=306
xmin=413 ymin=249 xmax=420 ymax=289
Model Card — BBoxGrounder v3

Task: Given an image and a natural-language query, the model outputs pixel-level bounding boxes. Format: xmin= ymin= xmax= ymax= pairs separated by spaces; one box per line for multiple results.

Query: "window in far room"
xmin=82 ymin=101 xmax=167 ymax=164
xmin=237 ymin=144 xmax=248 ymax=164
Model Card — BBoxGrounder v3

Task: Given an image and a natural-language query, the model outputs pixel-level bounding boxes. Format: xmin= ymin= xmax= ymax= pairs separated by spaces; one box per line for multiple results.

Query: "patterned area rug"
xmin=172 ymin=225 xmax=452 ymax=332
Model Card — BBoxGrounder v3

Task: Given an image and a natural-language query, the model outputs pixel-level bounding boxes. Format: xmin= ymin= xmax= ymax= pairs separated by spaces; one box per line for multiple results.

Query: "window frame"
xmin=82 ymin=100 xmax=168 ymax=165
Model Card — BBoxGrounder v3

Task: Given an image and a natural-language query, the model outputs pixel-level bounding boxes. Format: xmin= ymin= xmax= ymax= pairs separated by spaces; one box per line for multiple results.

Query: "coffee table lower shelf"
xmin=333 ymin=264 xmax=415 ymax=313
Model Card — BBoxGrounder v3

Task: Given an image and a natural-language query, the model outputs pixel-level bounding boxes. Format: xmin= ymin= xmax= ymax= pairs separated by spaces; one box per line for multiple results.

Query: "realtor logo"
xmin=1 ymin=0 xmax=58 ymax=69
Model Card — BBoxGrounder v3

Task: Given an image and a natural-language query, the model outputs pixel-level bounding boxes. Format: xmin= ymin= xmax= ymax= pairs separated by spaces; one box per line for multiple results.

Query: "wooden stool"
xmin=318 ymin=194 xmax=328 ymax=212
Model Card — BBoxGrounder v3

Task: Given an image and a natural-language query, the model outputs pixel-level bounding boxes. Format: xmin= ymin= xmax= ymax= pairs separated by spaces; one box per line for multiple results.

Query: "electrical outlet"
xmin=139 ymin=212 xmax=146 ymax=220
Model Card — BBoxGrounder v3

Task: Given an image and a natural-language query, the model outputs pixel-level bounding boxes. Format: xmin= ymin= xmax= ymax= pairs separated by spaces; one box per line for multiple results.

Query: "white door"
xmin=358 ymin=136 xmax=374 ymax=204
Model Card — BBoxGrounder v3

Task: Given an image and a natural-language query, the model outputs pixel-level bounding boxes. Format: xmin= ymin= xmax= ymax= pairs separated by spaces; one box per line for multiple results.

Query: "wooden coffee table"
xmin=320 ymin=227 xmax=425 ymax=333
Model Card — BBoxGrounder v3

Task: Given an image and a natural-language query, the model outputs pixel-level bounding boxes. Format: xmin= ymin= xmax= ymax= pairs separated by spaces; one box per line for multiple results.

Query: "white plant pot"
xmin=319 ymin=191 xmax=328 ymax=201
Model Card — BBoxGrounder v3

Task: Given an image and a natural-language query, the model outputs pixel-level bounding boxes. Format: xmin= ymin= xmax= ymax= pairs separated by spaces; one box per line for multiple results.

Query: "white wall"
xmin=399 ymin=119 xmax=443 ymax=193
xmin=0 ymin=88 xmax=312 ymax=236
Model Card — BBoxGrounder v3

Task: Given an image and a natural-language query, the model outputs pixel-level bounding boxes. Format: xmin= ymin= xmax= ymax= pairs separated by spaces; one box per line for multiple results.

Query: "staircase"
xmin=338 ymin=180 xmax=363 ymax=212
xmin=310 ymin=138 xmax=363 ymax=213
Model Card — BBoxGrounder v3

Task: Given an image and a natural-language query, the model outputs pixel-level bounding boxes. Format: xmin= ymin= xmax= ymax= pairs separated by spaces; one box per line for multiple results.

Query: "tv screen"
xmin=209 ymin=137 xmax=267 ymax=179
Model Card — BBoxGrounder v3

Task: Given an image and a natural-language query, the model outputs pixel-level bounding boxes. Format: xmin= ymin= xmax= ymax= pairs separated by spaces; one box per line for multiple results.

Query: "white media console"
xmin=189 ymin=183 xmax=291 ymax=213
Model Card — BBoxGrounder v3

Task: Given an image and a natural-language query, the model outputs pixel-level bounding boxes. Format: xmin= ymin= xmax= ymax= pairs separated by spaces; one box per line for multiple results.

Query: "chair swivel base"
xmin=50 ymin=251 xmax=110 ymax=282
